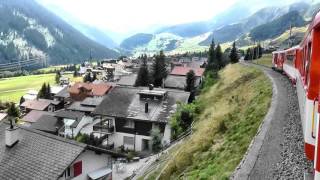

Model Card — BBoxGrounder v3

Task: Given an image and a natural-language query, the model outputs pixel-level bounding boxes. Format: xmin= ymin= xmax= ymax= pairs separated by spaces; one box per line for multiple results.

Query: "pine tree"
xmin=37 ymin=83 xmax=47 ymax=99
xmin=185 ymin=70 xmax=196 ymax=92
xmin=73 ymin=69 xmax=78 ymax=77
xmin=83 ymin=73 xmax=92 ymax=83
xmin=215 ymin=44 xmax=224 ymax=69
xmin=152 ymin=51 xmax=167 ymax=87
xmin=45 ymin=83 xmax=51 ymax=99
xmin=55 ymin=71 xmax=61 ymax=84
xmin=135 ymin=54 xmax=149 ymax=86
xmin=19 ymin=96 xmax=25 ymax=105
xmin=229 ymin=42 xmax=239 ymax=64
xmin=206 ymin=38 xmax=216 ymax=72
xmin=257 ymin=43 xmax=263 ymax=58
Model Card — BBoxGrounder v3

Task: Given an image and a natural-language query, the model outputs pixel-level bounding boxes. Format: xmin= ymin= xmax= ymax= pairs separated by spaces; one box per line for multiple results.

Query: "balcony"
xmin=93 ymin=125 xmax=114 ymax=134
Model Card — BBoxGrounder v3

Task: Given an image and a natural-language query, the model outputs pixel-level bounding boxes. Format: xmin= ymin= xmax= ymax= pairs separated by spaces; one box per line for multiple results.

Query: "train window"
xmin=286 ymin=54 xmax=295 ymax=66
xmin=305 ymin=43 xmax=312 ymax=86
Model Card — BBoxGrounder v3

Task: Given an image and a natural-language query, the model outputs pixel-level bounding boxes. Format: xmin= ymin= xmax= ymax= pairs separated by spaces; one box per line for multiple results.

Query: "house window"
xmin=123 ymin=136 xmax=134 ymax=145
xmin=124 ymin=120 xmax=134 ymax=128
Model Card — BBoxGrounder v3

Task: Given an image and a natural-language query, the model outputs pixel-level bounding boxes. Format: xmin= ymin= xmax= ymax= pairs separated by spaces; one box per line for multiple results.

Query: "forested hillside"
xmin=249 ymin=11 xmax=306 ymax=41
xmin=0 ymin=0 xmax=119 ymax=65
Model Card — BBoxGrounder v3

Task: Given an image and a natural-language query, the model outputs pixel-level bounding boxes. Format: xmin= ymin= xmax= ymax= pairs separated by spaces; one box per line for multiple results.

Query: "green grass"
xmin=153 ymin=64 xmax=272 ymax=179
xmin=0 ymin=74 xmax=82 ymax=103
xmin=254 ymin=54 xmax=273 ymax=68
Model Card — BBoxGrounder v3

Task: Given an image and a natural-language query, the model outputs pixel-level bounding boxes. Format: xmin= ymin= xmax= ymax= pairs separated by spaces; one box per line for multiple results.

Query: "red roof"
xmin=170 ymin=67 xmax=205 ymax=77
xmin=68 ymin=82 xmax=112 ymax=96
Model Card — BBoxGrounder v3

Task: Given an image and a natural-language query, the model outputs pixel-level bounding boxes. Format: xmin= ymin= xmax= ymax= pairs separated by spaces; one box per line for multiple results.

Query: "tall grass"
xmin=158 ymin=64 xmax=272 ymax=179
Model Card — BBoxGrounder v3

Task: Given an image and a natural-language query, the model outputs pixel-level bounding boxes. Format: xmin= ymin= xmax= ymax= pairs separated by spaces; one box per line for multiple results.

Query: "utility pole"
xmin=288 ymin=23 xmax=293 ymax=48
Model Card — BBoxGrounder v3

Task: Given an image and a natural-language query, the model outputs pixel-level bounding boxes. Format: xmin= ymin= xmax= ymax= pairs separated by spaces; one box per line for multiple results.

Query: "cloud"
xmin=37 ymin=0 xmax=236 ymax=34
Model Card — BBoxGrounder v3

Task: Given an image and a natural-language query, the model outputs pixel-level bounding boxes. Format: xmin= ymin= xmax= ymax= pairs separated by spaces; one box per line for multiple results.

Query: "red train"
xmin=272 ymin=11 xmax=320 ymax=178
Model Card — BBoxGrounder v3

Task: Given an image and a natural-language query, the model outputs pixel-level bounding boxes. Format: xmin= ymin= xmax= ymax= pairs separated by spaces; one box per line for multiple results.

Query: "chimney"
xmin=5 ymin=120 xmax=20 ymax=148
xmin=145 ymin=102 xmax=149 ymax=113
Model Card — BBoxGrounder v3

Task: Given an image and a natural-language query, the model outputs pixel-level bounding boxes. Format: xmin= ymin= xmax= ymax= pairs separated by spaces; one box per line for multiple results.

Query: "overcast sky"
xmin=36 ymin=0 xmax=314 ymax=40
xmin=36 ymin=0 xmax=237 ymax=34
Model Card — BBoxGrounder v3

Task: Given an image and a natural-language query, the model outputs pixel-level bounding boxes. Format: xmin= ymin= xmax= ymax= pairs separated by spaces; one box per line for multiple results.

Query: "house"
xmin=59 ymin=76 xmax=70 ymax=86
xmin=67 ymin=97 xmax=104 ymax=115
xmin=20 ymin=99 xmax=63 ymax=113
xmin=164 ymin=66 xmax=205 ymax=90
xmin=55 ymin=110 xmax=92 ymax=139
xmin=54 ymin=86 xmax=71 ymax=104
xmin=31 ymin=114 xmax=62 ymax=134
xmin=21 ymin=110 xmax=54 ymax=126
xmin=22 ymin=90 xmax=38 ymax=101
xmin=0 ymin=121 xmax=114 ymax=180
xmin=117 ymin=74 xmax=137 ymax=87
xmin=51 ymin=86 xmax=67 ymax=97
xmin=93 ymin=86 xmax=190 ymax=152
xmin=68 ymin=82 xmax=112 ymax=101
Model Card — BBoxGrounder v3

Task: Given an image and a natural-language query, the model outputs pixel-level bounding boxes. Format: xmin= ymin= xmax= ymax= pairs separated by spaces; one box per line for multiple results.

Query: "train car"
xmin=282 ymin=46 xmax=299 ymax=84
xmin=272 ymin=51 xmax=285 ymax=71
xmin=272 ymin=11 xmax=320 ymax=179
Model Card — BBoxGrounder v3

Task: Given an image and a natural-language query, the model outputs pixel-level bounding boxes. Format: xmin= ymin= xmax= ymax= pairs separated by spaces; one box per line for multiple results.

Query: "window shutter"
xmin=73 ymin=161 xmax=82 ymax=177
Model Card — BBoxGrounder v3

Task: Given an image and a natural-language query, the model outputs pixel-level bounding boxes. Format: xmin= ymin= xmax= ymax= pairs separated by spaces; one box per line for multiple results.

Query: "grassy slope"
xmin=157 ymin=64 xmax=272 ymax=179
xmin=0 ymin=74 xmax=82 ymax=103
xmin=253 ymin=54 xmax=273 ymax=68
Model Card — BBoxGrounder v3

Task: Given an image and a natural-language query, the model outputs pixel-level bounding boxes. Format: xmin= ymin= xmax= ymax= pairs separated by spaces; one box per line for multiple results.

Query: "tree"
xmin=185 ymin=70 xmax=196 ymax=92
xmin=19 ymin=96 xmax=25 ymax=105
xmin=257 ymin=43 xmax=263 ymax=58
xmin=215 ymin=44 xmax=224 ymax=69
xmin=92 ymin=73 xmax=97 ymax=82
xmin=152 ymin=51 xmax=167 ymax=87
xmin=37 ymin=83 xmax=47 ymax=99
xmin=229 ymin=42 xmax=239 ymax=64
xmin=7 ymin=103 xmax=20 ymax=127
xmin=151 ymin=128 xmax=163 ymax=153
xmin=244 ymin=48 xmax=253 ymax=61
xmin=73 ymin=68 xmax=78 ymax=77
xmin=206 ymin=38 xmax=216 ymax=72
xmin=55 ymin=71 xmax=61 ymax=84
xmin=83 ymin=73 xmax=92 ymax=83
xmin=45 ymin=83 xmax=51 ymax=99
xmin=135 ymin=54 xmax=149 ymax=86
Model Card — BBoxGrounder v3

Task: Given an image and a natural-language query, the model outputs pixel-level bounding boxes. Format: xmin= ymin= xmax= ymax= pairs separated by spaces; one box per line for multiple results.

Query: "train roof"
xmin=300 ymin=11 xmax=320 ymax=46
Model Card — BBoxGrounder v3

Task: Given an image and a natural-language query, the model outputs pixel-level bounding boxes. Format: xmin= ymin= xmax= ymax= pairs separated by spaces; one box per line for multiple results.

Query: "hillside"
xmin=120 ymin=33 xmax=154 ymax=50
xmin=121 ymin=1 xmax=317 ymax=55
xmin=249 ymin=11 xmax=306 ymax=41
xmin=0 ymin=0 xmax=119 ymax=66
xmin=141 ymin=63 xmax=272 ymax=179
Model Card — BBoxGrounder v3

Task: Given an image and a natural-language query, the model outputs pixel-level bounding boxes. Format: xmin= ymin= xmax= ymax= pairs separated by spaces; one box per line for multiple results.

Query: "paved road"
xmin=233 ymin=63 xmax=313 ymax=179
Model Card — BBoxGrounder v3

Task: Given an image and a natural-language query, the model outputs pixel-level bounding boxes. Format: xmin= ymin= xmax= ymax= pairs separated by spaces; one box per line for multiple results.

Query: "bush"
xmin=170 ymin=102 xmax=200 ymax=140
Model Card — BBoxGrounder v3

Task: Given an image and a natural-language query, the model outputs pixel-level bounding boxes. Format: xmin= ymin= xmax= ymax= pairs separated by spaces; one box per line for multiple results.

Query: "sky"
xmin=36 ymin=0 xmax=237 ymax=34
xmin=36 ymin=0 xmax=313 ymax=43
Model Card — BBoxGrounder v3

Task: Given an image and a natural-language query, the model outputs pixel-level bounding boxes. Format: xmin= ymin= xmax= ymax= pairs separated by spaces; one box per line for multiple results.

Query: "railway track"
xmin=233 ymin=62 xmax=313 ymax=179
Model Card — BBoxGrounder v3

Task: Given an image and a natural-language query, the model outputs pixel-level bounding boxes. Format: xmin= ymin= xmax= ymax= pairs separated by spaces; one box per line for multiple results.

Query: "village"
xmin=0 ymin=53 xmax=207 ymax=179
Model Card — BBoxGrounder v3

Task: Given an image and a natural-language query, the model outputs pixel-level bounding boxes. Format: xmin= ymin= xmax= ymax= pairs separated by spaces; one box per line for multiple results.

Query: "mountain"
xmin=249 ymin=11 xmax=306 ymax=41
xmin=69 ymin=23 xmax=118 ymax=49
xmin=155 ymin=2 xmax=253 ymax=38
xmin=0 ymin=0 xmax=119 ymax=66
xmin=120 ymin=33 xmax=154 ymax=50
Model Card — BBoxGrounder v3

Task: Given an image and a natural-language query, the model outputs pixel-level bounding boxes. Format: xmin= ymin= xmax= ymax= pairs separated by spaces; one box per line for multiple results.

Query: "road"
xmin=232 ymin=63 xmax=313 ymax=179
